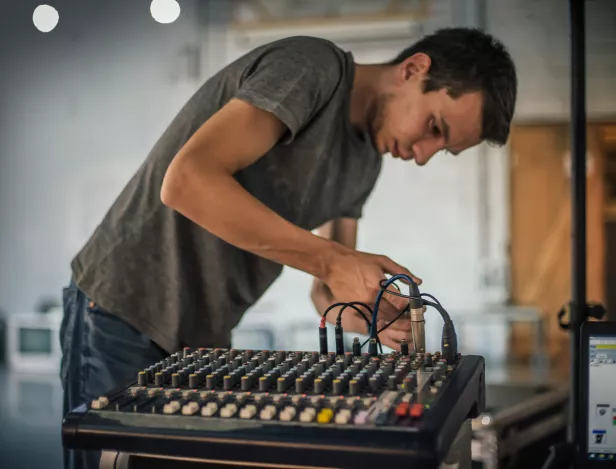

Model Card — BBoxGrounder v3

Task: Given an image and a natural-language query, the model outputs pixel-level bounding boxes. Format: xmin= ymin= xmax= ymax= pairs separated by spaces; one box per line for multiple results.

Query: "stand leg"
xmin=440 ymin=420 xmax=472 ymax=469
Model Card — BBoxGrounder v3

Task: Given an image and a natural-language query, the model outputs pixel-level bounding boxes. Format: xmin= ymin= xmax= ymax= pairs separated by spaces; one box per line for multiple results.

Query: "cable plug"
xmin=441 ymin=322 xmax=458 ymax=364
xmin=335 ymin=322 xmax=344 ymax=356
xmin=368 ymin=338 xmax=378 ymax=357
xmin=352 ymin=337 xmax=361 ymax=356
xmin=319 ymin=317 xmax=328 ymax=355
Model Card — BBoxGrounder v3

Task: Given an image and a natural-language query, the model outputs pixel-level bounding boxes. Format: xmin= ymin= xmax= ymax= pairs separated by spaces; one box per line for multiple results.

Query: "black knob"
xmin=424 ymin=354 xmax=433 ymax=367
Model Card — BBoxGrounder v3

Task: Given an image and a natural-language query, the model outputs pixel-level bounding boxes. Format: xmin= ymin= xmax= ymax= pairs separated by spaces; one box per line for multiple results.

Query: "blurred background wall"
xmin=0 ymin=1 xmax=615 ymax=468
xmin=1 ymin=0 xmax=615 ymax=360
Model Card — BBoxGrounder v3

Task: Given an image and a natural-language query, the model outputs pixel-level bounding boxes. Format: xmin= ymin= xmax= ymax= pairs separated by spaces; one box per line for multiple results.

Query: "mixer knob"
xmin=332 ymin=378 xmax=347 ymax=395
xmin=154 ymin=372 xmax=164 ymax=387
xmin=240 ymin=375 xmax=252 ymax=391
xmin=313 ymin=378 xmax=325 ymax=394
xmin=183 ymin=347 xmax=191 ymax=358
xmin=220 ymin=403 xmax=238 ymax=418
xmin=163 ymin=400 xmax=181 ymax=415
xmin=279 ymin=405 xmax=296 ymax=421
xmin=277 ymin=375 xmax=293 ymax=393
xmin=205 ymin=374 xmax=217 ymax=389
xmin=181 ymin=401 xmax=200 ymax=416
xmin=388 ymin=375 xmax=397 ymax=390
xmin=260 ymin=405 xmax=277 ymax=420
xmin=258 ymin=376 xmax=271 ymax=392
xmin=335 ymin=408 xmax=353 ymax=424
xmin=423 ymin=354 xmax=433 ymax=367
xmin=171 ymin=373 xmax=180 ymax=388
xmin=137 ymin=371 xmax=147 ymax=386
xmin=402 ymin=376 xmax=416 ymax=392
xmin=223 ymin=375 xmax=234 ymax=391
xmin=299 ymin=407 xmax=316 ymax=423
xmin=369 ymin=376 xmax=381 ymax=392
xmin=239 ymin=404 xmax=257 ymax=419
xmin=201 ymin=402 xmax=218 ymax=417
xmin=295 ymin=377 xmax=307 ymax=394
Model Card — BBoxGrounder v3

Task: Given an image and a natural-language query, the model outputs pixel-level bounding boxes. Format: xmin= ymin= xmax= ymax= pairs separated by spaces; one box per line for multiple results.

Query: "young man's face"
xmin=368 ymin=54 xmax=484 ymax=165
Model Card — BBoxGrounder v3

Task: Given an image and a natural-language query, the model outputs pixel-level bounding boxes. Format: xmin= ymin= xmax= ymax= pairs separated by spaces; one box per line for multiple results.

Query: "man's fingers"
xmin=387 ymin=292 xmax=409 ymax=312
xmin=384 ymin=318 xmax=412 ymax=332
xmin=381 ymin=337 xmax=401 ymax=352
xmin=385 ymin=329 xmax=411 ymax=343
xmin=379 ymin=256 xmax=422 ymax=285
xmin=376 ymin=298 xmax=405 ymax=321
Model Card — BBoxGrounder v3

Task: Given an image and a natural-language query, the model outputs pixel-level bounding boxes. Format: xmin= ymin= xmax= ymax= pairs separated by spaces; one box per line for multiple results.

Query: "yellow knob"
xmin=317 ymin=408 xmax=334 ymax=423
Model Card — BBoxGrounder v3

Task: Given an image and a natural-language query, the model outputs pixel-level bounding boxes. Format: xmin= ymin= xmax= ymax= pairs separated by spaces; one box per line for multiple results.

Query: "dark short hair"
xmin=390 ymin=27 xmax=517 ymax=146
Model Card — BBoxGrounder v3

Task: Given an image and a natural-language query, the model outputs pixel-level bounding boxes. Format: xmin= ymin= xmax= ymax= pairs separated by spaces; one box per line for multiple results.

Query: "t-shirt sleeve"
xmin=234 ymin=38 xmax=344 ymax=144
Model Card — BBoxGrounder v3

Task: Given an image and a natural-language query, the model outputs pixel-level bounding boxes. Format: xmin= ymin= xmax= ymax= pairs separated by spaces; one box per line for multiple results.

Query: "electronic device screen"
xmin=19 ymin=327 xmax=52 ymax=354
xmin=587 ymin=333 xmax=616 ymax=462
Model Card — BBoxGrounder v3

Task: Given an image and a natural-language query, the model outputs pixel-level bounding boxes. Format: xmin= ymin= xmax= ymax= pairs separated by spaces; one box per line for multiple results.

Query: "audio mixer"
xmin=62 ymin=344 xmax=485 ymax=469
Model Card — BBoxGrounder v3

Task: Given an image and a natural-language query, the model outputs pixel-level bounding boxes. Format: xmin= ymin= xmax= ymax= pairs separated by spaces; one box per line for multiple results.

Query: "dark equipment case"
xmin=471 ymin=382 xmax=569 ymax=469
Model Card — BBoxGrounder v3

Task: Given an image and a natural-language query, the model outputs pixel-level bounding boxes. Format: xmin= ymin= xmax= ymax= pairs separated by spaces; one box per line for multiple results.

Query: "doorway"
xmin=508 ymin=123 xmax=612 ymax=362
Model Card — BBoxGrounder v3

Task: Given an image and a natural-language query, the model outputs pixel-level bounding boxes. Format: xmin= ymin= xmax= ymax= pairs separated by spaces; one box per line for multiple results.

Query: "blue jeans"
xmin=60 ymin=278 xmax=168 ymax=469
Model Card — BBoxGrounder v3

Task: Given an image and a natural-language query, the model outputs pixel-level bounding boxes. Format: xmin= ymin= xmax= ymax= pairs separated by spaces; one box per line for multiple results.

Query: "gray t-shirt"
xmin=71 ymin=36 xmax=382 ymax=353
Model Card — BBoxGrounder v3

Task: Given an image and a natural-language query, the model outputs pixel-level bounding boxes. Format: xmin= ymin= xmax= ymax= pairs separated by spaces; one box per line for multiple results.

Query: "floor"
xmin=0 ymin=355 xmax=569 ymax=469
xmin=0 ymin=367 xmax=64 ymax=469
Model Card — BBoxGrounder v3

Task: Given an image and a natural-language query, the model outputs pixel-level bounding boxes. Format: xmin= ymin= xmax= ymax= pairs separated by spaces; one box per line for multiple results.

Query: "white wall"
xmin=0 ymin=0 xmax=205 ymax=312
xmin=489 ymin=0 xmax=616 ymax=122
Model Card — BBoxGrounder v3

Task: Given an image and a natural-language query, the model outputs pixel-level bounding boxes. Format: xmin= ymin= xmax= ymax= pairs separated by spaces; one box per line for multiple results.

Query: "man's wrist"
xmin=314 ymin=239 xmax=349 ymax=283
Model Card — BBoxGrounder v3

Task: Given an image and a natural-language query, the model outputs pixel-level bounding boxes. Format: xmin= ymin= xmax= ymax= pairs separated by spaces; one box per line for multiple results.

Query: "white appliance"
xmin=6 ymin=308 xmax=63 ymax=374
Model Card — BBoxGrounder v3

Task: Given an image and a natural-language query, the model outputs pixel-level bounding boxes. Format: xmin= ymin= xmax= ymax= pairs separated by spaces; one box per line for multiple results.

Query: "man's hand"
xmin=322 ymin=249 xmax=421 ymax=324
xmin=311 ymin=280 xmax=414 ymax=352
xmin=310 ymin=218 xmax=422 ymax=351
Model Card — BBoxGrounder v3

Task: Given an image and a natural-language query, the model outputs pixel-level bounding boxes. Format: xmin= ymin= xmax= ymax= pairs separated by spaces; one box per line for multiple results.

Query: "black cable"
xmin=422 ymin=299 xmax=458 ymax=364
xmin=378 ymin=280 xmax=442 ymax=308
xmin=361 ymin=305 xmax=409 ymax=348
xmin=321 ymin=301 xmax=383 ymax=352
xmin=421 ymin=293 xmax=441 ymax=307
xmin=336 ymin=301 xmax=373 ymax=323
xmin=422 ymin=299 xmax=452 ymax=325
xmin=336 ymin=302 xmax=383 ymax=354
xmin=373 ymin=282 xmax=457 ymax=362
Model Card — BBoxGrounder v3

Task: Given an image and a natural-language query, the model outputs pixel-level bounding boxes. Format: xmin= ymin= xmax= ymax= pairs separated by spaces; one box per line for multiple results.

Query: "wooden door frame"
xmin=506 ymin=120 xmax=612 ymax=362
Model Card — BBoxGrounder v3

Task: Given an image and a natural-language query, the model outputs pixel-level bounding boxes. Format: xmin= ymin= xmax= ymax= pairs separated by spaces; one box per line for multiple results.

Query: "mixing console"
xmin=63 ymin=345 xmax=485 ymax=468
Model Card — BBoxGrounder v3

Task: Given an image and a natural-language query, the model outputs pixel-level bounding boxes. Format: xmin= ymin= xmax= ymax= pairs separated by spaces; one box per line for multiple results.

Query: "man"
xmin=61 ymin=27 xmax=516 ymax=468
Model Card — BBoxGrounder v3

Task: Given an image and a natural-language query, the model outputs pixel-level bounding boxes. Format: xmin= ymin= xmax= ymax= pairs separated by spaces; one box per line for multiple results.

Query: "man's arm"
xmin=161 ymin=99 xmax=420 ymax=314
xmin=310 ymin=218 xmax=358 ymax=319
xmin=311 ymin=219 xmax=413 ymax=347
xmin=161 ymin=98 xmax=341 ymax=280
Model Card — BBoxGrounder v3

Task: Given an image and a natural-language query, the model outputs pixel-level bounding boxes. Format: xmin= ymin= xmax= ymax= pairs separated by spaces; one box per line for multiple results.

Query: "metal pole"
xmin=568 ymin=0 xmax=586 ymax=451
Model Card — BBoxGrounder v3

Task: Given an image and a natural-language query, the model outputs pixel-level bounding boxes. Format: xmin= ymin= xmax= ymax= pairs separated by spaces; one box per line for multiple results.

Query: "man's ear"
xmin=401 ymin=52 xmax=431 ymax=81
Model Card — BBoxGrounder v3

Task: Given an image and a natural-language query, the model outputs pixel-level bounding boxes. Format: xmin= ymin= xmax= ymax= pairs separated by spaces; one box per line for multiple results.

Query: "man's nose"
xmin=412 ymin=140 xmax=442 ymax=164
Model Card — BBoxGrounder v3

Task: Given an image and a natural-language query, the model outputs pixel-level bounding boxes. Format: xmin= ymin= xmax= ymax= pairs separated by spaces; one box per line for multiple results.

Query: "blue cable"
xmin=370 ymin=273 xmax=419 ymax=339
